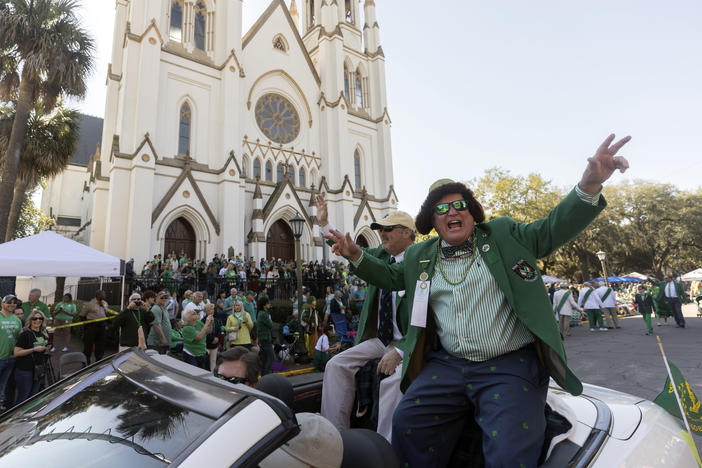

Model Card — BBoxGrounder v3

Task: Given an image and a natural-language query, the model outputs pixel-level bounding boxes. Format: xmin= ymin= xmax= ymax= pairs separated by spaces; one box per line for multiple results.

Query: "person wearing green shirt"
xmin=256 ymin=297 xmax=274 ymax=376
xmin=52 ymin=293 xmax=77 ymax=352
xmin=21 ymin=289 xmax=49 ymax=321
xmin=327 ymin=135 xmax=631 ymax=467
xmin=223 ymin=288 xmax=240 ymax=316
xmin=1 ymin=295 xmax=23 ymax=410
xmin=243 ymin=291 xmax=257 ymax=322
xmin=170 ymin=319 xmax=184 ymax=354
xmin=181 ymin=308 xmax=213 ymax=369
xmin=147 ymin=292 xmax=172 ymax=354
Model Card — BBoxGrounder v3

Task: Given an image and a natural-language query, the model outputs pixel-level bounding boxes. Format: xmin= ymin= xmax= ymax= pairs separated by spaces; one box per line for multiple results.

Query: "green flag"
xmin=653 ymin=360 xmax=702 ymax=436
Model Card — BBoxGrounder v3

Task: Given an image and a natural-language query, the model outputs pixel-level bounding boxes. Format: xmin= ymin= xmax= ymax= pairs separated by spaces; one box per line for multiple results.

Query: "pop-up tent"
xmin=542 ymin=275 xmax=567 ymax=284
xmin=0 ymin=231 xmax=122 ymax=277
xmin=680 ymin=268 xmax=702 ymax=282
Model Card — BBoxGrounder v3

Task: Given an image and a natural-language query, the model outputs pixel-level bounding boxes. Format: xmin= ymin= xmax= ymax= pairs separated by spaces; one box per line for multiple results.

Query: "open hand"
xmin=377 ymin=348 xmax=402 ymax=376
xmin=579 ymin=134 xmax=631 ymax=193
xmin=324 ymin=230 xmax=362 ymax=261
xmin=315 ymin=193 xmax=329 ymax=226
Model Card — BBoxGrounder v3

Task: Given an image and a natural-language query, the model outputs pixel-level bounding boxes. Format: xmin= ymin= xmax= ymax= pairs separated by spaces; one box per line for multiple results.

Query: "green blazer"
xmin=656 ymin=281 xmax=689 ymax=304
xmin=352 ymin=188 xmax=605 ymax=396
xmin=354 ymin=246 xmax=410 ymax=345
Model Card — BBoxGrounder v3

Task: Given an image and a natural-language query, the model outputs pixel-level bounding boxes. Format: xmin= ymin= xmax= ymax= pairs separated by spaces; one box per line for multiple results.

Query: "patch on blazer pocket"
xmin=512 ymin=259 xmax=538 ymax=282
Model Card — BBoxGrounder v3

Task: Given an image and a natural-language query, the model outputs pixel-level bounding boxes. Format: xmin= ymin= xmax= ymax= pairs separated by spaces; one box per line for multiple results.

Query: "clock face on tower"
xmin=254 ymin=93 xmax=301 ymax=144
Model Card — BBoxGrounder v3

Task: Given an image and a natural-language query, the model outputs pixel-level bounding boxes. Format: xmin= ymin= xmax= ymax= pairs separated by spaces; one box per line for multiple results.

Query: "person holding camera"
xmin=182 ymin=308 xmax=213 ymax=369
xmin=51 ymin=293 xmax=76 ymax=352
xmin=13 ymin=310 xmax=49 ymax=405
xmin=110 ymin=292 xmax=154 ymax=352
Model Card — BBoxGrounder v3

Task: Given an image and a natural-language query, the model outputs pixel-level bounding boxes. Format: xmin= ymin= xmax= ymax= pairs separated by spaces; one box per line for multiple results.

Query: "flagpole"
xmin=656 ymin=336 xmax=696 ymax=445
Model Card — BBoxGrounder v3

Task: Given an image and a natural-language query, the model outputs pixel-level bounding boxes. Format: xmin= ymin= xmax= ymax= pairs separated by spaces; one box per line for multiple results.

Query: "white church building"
xmin=42 ymin=0 xmax=398 ymax=269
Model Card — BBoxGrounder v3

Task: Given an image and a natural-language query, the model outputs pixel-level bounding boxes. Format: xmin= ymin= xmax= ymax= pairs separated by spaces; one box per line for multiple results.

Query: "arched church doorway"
xmin=356 ymin=234 xmax=369 ymax=248
xmin=266 ymin=220 xmax=295 ymax=261
xmin=164 ymin=217 xmax=196 ymax=259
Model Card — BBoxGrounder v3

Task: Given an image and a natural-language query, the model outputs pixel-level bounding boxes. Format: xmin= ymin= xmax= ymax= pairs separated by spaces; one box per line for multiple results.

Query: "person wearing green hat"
xmin=327 ymin=134 xmax=631 ymax=467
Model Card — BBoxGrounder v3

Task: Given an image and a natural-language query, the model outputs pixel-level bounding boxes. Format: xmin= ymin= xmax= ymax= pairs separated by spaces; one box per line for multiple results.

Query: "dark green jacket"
xmin=634 ymin=293 xmax=654 ymax=315
xmin=354 ymin=246 xmax=410 ymax=345
xmin=352 ymin=188 xmax=605 ymax=396
xmin=655 ymin=281 xmax=689 ymax=304
xmin=257 ymin=309 xmax=273 ymax=343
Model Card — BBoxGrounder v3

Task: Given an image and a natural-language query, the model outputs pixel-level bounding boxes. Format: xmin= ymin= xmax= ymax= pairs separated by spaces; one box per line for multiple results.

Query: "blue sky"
xmin=73 ymin=0 xmax=702 ymax=216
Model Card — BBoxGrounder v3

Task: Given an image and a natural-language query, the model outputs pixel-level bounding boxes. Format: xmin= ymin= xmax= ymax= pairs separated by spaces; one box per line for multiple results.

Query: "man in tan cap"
xmin=316 ymin=194 xmax=414 ymax=442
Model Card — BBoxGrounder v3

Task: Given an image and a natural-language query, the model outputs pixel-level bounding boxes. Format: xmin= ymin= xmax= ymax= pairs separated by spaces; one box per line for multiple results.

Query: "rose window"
xmin=255 ymin=93 xmax=300 ymax=144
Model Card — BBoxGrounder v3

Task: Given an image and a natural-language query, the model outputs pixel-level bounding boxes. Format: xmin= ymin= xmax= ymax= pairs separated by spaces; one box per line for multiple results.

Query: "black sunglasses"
xmin=215 ymin=373 xmax=248 ymax=385
xmin=31 ymin=317 xmax=44 ymax=322
xmin=434 ymin=199 xmax=468 ymax=215
xmin=379 ymin=225 xmax=400 ymax=233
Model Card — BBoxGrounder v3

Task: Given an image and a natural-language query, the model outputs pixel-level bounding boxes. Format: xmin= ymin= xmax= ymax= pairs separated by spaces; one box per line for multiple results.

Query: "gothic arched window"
xmin=288 ymin=165 xmax=295 ymax=184
xmin=178 ymin=102 xmax=191 ymax=156
xmin=354 ymin=150 xmax=362 ymax=189
xmin=345 ymin=0 xmax=354 ymax=24
xmin=276 ymin=163 xmax=284 ymax=183
xmin=242 ymin=155 xmax=250 ymax=178
xmin=253 ymin=158 xmax=261 ymax=179
xmin=298 ymin=167 xmax=306 ymax=187
xmin=308 ymin=0 xmax=316 ymax=30
xmin=169 ymin=0 xmax=183 ymax=42
xmin=355 ymin=70 xmax=363 ymax=108
xmin=265 ymin=161 xmax=273 ymax=181
xmin=344 ymin=63 xmax=350 ymax=100
xmin=194 ymin=2 xmax=206 ymax=51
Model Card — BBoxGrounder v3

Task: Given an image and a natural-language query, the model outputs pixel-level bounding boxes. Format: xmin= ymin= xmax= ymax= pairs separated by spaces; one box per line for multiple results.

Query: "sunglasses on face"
xmin=380 ymin=225 xmax=400 ymax=233
xmin=434 ymin=199 xmax=468 ymax=216
xmin=31 ymin=317 xmax=44 ymax=322
xmin=215 ymin=373 xmax=248 ymax=385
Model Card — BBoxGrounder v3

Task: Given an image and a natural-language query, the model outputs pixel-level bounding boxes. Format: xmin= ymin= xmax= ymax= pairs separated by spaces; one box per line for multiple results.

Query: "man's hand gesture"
xmin=579 ymin=134 xmax=631 ymax=193
xmin=325 ymin=230 xmax=362 ymax=261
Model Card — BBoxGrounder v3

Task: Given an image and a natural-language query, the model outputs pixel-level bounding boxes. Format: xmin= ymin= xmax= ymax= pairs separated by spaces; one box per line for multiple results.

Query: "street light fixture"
xmin=289 ymin=214 xmax=305 ymax=319
xmin=596 ymin=250 xmax=609 ymax=287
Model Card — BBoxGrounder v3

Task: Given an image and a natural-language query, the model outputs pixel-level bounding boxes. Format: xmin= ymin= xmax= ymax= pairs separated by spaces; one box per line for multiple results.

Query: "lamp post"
xmin=596 ymin=250 xmax=609 ymax=287
xmin=289 ymin=213 xmax=305 ymax=318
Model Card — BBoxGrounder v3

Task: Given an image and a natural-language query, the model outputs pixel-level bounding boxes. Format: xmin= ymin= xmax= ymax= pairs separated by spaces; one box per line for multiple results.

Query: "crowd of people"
xmin=0 ymin=263 xmax=370 ymax=411
xmin=127 ymin=251 xmax=352 ymax=301
xmin=549 ymin=276 xmax=693 ymax=338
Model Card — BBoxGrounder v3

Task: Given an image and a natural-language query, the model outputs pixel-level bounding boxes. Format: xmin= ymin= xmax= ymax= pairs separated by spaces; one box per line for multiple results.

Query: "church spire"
xmin=289 ymin=0 xmax=300 ymax=32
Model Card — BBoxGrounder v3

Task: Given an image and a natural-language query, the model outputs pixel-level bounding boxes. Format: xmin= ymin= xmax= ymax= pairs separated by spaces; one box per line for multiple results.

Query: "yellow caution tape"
xmin=47 ymin=309 xmax=120 ymax=331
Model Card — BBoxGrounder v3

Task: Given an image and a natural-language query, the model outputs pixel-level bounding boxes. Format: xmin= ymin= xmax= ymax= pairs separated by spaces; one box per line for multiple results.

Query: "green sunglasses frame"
xmin=434 ymin=199 xmax=468 ymax=215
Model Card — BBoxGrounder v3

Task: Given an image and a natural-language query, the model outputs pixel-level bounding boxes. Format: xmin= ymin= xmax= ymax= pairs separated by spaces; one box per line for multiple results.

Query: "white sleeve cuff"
xmin=393 ymin=346 xmax=404 ymax=359
xmin=574 ymin=184 xmax=601 ymax=206
xmin=350 ymin=250 xmax=364 ymax=268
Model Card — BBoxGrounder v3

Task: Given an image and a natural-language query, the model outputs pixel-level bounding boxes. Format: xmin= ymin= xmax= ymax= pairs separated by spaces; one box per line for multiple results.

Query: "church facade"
xmin=42 ymin=0 xmax=398 ymax=269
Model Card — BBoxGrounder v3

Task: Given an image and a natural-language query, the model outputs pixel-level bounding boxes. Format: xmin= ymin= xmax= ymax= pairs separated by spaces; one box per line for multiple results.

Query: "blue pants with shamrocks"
xmin=392 ymin=346 xmax=548 ymax=468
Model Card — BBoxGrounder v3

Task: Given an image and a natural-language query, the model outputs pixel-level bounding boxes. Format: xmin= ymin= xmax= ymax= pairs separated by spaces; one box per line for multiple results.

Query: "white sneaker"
xmin=589 ymin=328 xmax=595 ymax=331
xmin=61 ymin=347 xmax=69 ymax=352
xmin=599 ymin=328 xmax=608 ymax=331
xmin=49 ymin=347 xmax=55 ymax=352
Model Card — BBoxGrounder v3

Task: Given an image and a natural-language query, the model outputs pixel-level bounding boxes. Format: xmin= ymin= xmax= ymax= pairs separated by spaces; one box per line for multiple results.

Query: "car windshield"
xmin=0 ymin=369 xmax=214 ymax=466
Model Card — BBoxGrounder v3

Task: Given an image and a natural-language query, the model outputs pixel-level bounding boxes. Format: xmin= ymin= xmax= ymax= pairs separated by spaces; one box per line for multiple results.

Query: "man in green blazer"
xmin=327 ymin=134 xmax=631 ymax=467
xmin=656 ymin=274 xmax=689 ymax=328
xmin=318 ymin=194 xmax=413 ymax=442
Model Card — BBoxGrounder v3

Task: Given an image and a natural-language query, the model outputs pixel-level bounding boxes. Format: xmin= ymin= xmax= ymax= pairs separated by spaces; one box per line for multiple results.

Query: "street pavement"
xmin=563 ymin=303 xmax=702 ymax=452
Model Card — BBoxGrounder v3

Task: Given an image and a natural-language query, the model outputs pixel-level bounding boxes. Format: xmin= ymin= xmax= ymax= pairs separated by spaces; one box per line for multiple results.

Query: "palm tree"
xmin=0 ymin=100 xmax=80 ymax=241
xmin=0 ymin=0 xmax=94 ymax=243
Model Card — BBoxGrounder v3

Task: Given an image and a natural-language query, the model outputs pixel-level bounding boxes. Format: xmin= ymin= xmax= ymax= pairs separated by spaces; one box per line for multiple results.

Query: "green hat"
xmin=428 ymin=178 xmax=456 ymax=194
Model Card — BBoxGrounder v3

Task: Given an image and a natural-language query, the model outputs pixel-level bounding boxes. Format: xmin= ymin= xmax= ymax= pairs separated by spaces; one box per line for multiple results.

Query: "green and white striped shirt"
xmin=430 ymin=242 xmax=534 ymax=361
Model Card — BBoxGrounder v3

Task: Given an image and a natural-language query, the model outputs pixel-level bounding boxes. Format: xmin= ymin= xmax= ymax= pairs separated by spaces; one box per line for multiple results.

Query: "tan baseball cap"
xmin=370 ymin=211 xmax=416 ymax=232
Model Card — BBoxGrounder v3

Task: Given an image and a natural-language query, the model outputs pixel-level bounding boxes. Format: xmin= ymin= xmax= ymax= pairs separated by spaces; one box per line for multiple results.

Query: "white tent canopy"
xmin=0 ymin=231 xmax=122 ymax=277
xmin=542 ymin=275 xmax=567 ymax=284
xmin=625 ymin=272 xmax=650 ymax=280
xmin=680 ymin=268 xmax=702 ymax=282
